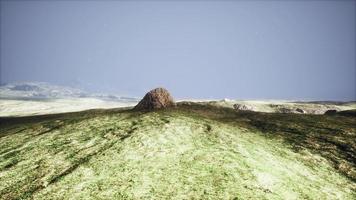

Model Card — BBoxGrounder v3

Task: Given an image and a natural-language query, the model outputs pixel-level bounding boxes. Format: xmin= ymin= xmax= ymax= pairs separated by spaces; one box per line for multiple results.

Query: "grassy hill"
xmin=0 ymin=103 xmax=355 ymax=199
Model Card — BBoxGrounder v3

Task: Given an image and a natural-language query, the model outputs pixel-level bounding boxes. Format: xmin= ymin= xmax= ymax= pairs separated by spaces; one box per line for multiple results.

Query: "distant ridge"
xmin=0 ymin=82 xmax=139 ymax=102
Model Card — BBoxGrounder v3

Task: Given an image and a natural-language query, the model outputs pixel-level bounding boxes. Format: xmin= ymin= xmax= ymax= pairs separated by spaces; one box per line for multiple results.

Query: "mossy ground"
xmin=0 ymin=103 xmax=355 ymax=199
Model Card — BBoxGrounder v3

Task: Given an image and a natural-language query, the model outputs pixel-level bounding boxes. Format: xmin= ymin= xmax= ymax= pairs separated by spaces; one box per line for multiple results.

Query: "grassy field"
xmin=0 ymin=103 xmax=355 ymax=199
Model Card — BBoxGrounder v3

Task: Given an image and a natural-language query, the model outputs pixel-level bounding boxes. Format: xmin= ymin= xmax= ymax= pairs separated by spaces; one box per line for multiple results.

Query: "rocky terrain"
xmin=1 ymin=82 xmax=354 ymax=117
xmin=212 ymin=99 xmax=356 ymax=115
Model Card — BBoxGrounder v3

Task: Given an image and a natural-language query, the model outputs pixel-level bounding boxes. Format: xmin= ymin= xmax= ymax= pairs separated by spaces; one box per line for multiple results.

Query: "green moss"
xmin=0 ymin=104 xmax=355 ymax=199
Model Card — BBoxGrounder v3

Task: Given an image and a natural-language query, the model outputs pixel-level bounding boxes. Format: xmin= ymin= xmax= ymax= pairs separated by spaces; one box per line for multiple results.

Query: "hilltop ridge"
xmin=0 ymin=103 xmax=355 ymax=199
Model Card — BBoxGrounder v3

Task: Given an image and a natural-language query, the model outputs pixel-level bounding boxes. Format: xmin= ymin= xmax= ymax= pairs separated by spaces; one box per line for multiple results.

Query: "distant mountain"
xmin=0 ymin=82 xmax=86 ymax=99
xmin=0 ymin=82 xmax=139 ymax=102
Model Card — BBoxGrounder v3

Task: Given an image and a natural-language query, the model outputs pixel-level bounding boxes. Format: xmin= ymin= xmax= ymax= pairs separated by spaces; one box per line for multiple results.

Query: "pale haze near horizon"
xmin=0 ymin=0 xmax=355 ymax=100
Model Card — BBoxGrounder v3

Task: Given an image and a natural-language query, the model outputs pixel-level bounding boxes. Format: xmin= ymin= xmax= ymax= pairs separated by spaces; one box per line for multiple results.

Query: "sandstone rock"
xmin=134 ymin=88 xmax=175 ymax=111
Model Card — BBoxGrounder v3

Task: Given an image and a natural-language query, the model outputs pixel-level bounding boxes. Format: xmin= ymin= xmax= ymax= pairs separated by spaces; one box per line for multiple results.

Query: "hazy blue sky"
xmin=1 ymin=0 xmax=355 ymax=100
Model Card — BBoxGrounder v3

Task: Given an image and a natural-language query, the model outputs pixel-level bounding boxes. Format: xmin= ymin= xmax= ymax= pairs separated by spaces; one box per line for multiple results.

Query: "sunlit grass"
xmin=0 ymin=104 xmax=355 ymax=199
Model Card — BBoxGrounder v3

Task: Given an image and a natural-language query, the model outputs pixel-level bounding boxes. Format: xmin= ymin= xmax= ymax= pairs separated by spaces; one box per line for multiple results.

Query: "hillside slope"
xmin=0 ymin=104 xmax=355 ymax=199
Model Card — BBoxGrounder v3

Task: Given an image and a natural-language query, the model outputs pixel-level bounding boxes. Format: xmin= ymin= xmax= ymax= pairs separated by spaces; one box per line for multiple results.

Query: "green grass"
xmin=0 ymin=103 xmax=355 ymax=199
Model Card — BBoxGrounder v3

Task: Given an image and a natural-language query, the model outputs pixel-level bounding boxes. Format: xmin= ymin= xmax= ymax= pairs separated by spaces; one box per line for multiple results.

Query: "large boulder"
xmin=134 ymin=88 xmax=175 ymax=111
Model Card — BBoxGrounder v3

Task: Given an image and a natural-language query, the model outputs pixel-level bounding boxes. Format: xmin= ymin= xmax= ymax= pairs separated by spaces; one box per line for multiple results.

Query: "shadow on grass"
xmin=175 ymin=102 xmax=356 ymax=182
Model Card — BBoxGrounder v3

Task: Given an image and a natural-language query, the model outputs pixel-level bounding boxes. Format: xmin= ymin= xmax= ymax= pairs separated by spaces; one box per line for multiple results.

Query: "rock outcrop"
xmin=324 ymin=109 xmax=337 ymax=115
xmin=233 ymin=104 xmax=254 ymax=111
xmin=271 ymin=104 xmax=306 ymax=114
xmin=276 ymin=107 xmax=294 ymax=114
xmin=295 ymin=108 xmax=306 ymax=114
xmin=134 ymin=88 xmax=175 ymax=111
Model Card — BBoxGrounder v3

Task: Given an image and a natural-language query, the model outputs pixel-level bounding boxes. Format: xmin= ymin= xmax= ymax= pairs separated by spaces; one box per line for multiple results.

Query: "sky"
xmin=0 ymin=0 xmax=355 ymax=100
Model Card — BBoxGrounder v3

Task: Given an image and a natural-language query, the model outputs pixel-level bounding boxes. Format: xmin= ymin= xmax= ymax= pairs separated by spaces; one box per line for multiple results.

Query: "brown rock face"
xmin=134 ymin=88 xmax=175 ymax=110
